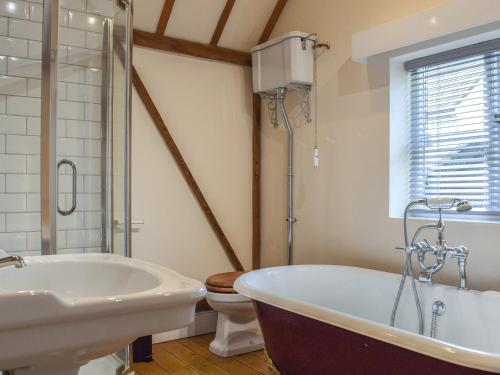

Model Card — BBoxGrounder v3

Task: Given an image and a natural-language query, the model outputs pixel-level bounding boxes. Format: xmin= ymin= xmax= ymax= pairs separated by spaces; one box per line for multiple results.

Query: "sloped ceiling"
xmin=133 ymin=0 xmax=280 ymax=52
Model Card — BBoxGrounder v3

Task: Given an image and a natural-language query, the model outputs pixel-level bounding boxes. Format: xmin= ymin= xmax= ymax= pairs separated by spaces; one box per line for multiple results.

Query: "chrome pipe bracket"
xmin=260 ymin=93 xmax=278 ymax=128
xmin=297 ymin=85 xmax=312 ymax=123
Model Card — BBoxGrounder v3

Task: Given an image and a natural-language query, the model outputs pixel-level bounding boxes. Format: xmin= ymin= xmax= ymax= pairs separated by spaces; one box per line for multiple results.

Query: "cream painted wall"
xmin=131 ymin=47 xmax=253 ymax=282
xmin=131 ymin=0 xmax=500 ymax=291
xmin=262 ymin=0 xmax=500 ymax=291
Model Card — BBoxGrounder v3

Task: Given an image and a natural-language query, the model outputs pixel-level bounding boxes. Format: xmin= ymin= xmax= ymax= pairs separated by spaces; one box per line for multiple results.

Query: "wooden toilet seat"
xmin=206 ymin=272 xmax=245 ymax=294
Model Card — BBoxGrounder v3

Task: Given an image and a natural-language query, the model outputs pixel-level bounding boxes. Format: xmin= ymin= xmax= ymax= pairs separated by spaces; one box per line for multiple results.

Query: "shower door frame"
xmin=40 ymin=0 xmax=59 ymax=255
xmin=123 ymin=0 xmax=133 ymax=260
xmin=39 ymin=0 xmax=133 ymax=258
xmin=102 ymin=17 xmax=114 ymax=255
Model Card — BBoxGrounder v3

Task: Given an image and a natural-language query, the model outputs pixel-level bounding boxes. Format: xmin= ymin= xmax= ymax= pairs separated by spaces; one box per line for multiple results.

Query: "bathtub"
xmin=234 ymin=265 xmax=500 ymax=375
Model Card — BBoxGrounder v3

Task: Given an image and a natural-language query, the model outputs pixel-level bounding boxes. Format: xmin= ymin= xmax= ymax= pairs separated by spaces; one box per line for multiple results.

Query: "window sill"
xmin=390 ymin=211 xmax=500 ymax=225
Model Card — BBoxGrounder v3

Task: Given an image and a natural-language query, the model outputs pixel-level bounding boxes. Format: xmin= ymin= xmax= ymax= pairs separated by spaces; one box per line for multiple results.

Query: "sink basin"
xmin=0 ymin=254 xmax=206 ymax=375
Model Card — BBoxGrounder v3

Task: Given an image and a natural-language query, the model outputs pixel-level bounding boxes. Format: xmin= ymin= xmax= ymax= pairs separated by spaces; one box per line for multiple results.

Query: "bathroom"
xmin=1 ymin=0 xmax=500 ymax=374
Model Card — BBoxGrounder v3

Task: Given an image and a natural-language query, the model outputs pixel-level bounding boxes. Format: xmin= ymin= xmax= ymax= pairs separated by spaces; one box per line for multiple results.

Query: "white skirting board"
xmin=152 ymin=310 xmax=218 ymax=344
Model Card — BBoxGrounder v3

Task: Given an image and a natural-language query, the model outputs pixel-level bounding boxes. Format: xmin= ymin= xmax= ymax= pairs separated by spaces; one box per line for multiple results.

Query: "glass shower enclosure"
xmin=0 ymin=0 xmax=133 ymax=373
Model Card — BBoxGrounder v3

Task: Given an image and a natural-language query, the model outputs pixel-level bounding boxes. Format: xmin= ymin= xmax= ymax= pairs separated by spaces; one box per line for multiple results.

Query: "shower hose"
xmin=390 ymin=203 xmax=424 ymax=335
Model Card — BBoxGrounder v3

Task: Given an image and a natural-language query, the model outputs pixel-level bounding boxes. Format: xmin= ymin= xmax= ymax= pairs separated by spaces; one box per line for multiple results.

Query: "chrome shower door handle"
xmin=57 ymin=159 xmax=77 ymax=216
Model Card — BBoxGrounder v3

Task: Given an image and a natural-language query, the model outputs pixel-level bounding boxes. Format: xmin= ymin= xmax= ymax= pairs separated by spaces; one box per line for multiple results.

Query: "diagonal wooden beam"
xmin=132 ymin=66 xmax=245 ymax=272
xmin=134 ymin=29 xmax=251 ymax=66
xmin=210 ymin=0 xmax=235 ymax=46
xmin=258 ymin=0 xmax=287 ymax=44
xmin=156 ymin=0 xmax=176 ymax=35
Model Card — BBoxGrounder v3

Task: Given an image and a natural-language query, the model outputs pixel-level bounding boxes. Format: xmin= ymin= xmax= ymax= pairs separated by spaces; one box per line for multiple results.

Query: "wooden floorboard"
xmin=133 ymin=361 xmax=173 ymax=375
xmin=132 ymin=334 xmax=273 ymax=375
xmin=152 ymin=348 xmax=201 ymax=375
xmin=233 ymin=352 xmax=274 ymax=375
xmin=179 ymin=337 xmax=262 ymax=375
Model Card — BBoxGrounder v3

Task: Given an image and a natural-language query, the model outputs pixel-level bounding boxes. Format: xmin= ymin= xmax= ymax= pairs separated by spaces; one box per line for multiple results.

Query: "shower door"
xmin=0 ymin=0 xmax=131 ymax=258
xmin=51 ymin=0 xmax=132 ymax=258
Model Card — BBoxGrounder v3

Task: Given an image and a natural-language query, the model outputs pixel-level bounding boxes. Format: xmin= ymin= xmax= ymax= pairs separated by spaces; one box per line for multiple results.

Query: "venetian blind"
xmin=406 ymin=39 xmax=500 ymax=215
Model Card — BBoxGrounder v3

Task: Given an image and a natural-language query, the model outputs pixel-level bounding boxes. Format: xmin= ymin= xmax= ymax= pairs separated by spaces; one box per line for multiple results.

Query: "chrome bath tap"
xmin=0 ymin=255 xmax=26 ymax=269
xmin=411 ymin=198 xmax=471 ymax=288
xmin=390 ymin=197 xmax=471 ymax=334
xmin=414 ymin=241 xmax=469 ymax=287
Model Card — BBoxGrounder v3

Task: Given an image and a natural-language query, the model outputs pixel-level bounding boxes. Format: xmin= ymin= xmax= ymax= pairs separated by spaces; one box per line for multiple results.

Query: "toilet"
xmin=205 ymin=272 xmax=264 ymax=357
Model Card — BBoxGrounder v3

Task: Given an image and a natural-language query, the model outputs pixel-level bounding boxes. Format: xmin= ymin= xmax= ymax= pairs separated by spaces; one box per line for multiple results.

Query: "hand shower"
xmin=425 ymin=197 xmax=472 ymax=212
xmin=426 ymin=197 xmax=456 ymax=209
xmin=456 ymin=200 xmax=473 ymax=213
xmin=391 ymin=199 xmax=425 ymax=334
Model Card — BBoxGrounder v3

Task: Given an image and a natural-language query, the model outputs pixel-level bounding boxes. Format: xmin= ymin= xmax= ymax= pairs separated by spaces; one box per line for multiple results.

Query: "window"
xmin=406 ymin=39 xmax=500 ymax=218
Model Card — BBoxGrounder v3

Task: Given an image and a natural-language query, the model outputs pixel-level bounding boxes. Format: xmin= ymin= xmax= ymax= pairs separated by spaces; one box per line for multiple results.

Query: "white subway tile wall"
xmin=0 ymin=0 xmax=115 ymax=255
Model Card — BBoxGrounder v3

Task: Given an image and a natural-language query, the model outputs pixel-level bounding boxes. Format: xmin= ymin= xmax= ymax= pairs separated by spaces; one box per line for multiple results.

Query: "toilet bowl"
xmin=205 ymin=272 xmax=264 ymax=357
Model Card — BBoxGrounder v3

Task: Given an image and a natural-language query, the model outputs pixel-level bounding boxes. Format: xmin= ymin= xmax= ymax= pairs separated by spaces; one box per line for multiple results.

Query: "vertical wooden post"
xmin=252 ymin=93 xmax=261 ymax=270
xmin=252 ymin=0 xmax=287 ymax=270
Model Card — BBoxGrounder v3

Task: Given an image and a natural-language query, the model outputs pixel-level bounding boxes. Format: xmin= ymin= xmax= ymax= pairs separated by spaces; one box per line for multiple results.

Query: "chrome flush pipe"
xmin=276 ymin=87 xmax=296 ymax=265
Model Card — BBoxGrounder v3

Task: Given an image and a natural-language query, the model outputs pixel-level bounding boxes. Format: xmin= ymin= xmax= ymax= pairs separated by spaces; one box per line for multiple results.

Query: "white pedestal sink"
xmin=0 ymin=254 xmax=206 ymax=375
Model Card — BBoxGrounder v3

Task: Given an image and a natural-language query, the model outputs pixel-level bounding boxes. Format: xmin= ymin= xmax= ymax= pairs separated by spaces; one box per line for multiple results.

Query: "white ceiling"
xmin=133 ymin=0 xmax=280 ymax=52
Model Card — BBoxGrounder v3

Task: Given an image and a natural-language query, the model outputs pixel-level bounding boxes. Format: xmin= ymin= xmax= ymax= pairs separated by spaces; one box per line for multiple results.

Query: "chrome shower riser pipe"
xmin=276 ymin=87 xmax=295 ymax=265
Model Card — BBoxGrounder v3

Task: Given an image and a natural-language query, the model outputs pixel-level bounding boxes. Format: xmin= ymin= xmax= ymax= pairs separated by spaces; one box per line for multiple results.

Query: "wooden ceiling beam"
xmin=156 ymin=0 xmax=176 ymax=35
xmin=258 ymin=0 xmax=287 ymax=44
xmin=210 ymin=0 xmax=235 ymax=46
xmin=134 ymin=29 xmax=252 ymax=67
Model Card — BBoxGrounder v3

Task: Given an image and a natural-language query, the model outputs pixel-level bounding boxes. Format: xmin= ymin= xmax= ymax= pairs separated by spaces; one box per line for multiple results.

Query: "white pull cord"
xmin=313 ymin=147 xmax=319 ymax=168
xmin=312 ymin=38 xmax=320 ymax=168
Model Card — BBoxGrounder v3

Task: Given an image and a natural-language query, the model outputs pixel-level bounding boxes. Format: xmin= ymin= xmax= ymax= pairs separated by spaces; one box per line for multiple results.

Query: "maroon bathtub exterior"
xmin=254 ymin=301 xmax=495 ymax=375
